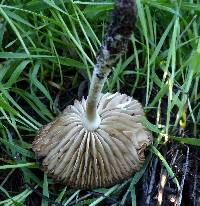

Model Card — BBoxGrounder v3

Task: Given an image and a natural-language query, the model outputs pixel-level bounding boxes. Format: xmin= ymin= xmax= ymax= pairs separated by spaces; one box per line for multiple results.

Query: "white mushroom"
xmin=32 ymin=0 xmax=153 ymax=189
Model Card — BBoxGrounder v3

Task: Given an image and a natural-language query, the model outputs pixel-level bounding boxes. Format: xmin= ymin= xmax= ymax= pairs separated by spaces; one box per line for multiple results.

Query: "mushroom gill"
xmin=32 ymin=92 xmax=152 ymax=188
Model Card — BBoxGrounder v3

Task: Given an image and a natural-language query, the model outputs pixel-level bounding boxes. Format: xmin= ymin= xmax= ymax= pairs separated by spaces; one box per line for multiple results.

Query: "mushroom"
xmin=32 ymin=0 xmax=153 ymax=189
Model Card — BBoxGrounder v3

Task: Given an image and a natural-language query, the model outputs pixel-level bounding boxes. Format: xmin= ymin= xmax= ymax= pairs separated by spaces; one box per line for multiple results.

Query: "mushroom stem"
xmin=85 ymin=63 xmax=111 ymax=130
xmin=85 ymin=0 xmax=136 ymax=130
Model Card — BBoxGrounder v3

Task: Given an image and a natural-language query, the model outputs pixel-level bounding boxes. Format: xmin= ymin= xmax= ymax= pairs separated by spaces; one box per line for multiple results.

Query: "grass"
xmin=0 ymin=0 xmax=200 ymax=205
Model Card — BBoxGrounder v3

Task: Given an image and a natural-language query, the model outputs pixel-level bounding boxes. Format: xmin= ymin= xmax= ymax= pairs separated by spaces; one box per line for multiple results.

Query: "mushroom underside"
xmin=32 ymin=92 xmax=152 ymax=189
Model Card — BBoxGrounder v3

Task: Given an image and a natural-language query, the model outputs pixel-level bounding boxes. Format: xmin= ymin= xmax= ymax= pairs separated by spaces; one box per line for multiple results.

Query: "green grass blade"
xmin=151 ymin=146 xmax=180 ymax=190
xmin=0 ymin=7 xmax=30 ymax=55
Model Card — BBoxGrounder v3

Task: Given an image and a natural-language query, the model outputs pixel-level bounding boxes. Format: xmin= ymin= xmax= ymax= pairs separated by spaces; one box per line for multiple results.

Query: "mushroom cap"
xmin=32 ymin=92 xmax=152 ymax=189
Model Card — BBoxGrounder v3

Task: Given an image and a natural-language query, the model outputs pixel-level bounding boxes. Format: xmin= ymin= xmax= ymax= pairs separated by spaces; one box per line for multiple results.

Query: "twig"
xmin=192 ymin=150 xmax=198 ymax=206
xmin=141 ymin=167 xmax=149 ymax=205
xmin=145 ymin=158 xmax=158 ymax=205
xmin=170 ymin=149 xmax=179 ymax=166
xmin=175 ymin=146 xmax=189 ymax=206
xmin=157 ymin=168 xmax=167 ymax=206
